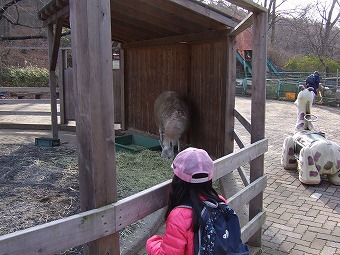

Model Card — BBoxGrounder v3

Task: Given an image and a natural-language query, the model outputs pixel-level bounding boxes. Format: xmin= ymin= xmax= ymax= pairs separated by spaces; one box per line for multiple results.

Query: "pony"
xmin=154 ymin=91 xmax=189 ymax=159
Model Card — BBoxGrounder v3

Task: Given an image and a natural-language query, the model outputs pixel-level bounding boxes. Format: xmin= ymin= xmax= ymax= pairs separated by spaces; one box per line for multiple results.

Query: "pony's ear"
xmin=299 ymin=85 xmax=306 ymax=91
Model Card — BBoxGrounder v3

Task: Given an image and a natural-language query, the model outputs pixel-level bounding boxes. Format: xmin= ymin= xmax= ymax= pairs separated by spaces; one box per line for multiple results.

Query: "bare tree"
xmin=0 ymin=0 xmax=47 ymax=41
xmin=294 ymin=0 xmax=340 ymax=72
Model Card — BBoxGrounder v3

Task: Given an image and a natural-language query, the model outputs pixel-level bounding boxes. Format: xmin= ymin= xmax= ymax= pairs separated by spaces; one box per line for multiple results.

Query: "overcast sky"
xmin=276 ymin=0 xmax=338 ymax=10
xmin=271 ymin=0 xmax=340 ymax=21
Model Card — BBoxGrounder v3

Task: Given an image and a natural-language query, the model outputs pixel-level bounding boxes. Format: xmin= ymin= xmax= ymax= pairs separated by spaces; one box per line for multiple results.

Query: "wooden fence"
xmin=0 ymin=87 xmax=75 ymax=131
xmin=0 ymin=139 xmax=267 ymax=254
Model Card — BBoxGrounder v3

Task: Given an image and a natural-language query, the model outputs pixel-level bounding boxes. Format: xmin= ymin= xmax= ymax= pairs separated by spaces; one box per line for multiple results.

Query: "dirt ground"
xmin=0 ymin=138 xmax=170 ymax=255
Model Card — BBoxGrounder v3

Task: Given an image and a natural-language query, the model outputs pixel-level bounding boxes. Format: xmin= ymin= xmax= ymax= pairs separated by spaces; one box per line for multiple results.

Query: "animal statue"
xmin=281 ymin=86 xmax=340 ymax=185
xmin=315 ymin=84 xmax=331 ymax=104
xmin=154 ymin=91 xmax=189 ymax=159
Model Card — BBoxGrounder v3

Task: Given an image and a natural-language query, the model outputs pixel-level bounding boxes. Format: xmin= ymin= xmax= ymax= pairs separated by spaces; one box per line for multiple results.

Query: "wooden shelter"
xmin=0 ymin=1 xmax=268 ymax=254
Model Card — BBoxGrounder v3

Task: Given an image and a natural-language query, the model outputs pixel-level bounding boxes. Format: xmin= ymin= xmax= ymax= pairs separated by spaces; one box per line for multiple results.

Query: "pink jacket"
xmin=146 ymin=196 xmax=226 ymax=255
xmin=146 ymin=206 xmax=194 ymax=255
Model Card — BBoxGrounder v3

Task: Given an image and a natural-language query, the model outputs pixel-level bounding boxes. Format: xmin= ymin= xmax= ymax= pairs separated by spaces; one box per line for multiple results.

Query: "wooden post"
xmin=58 ymin=49 xmax=66 ymax=125
xmin=0 ymin=56 xmax=3 ymax=86
xmin=225 ymin=36 xmax=237 ymax=154
xmin=69 ymin=0 xmax=119 ymax=254
xmin=47 ymin=23 xmax=60 ymax=140
xmin=249 ymin=11 xmax=267 ymax=248
xmin=119 ymin=48 xmax=125 ymax=130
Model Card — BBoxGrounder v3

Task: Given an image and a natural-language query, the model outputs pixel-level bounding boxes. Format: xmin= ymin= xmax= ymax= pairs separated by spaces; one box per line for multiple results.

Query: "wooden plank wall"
xmin=125 ymin=44 xmax=189 ymax=136
xmin=125 ymin=41 xmax=228 ymax=158
xmin=190 ymin=41 xmax=227 ymax=157
xmin=112 ymin=69 xmax=122 ymax=123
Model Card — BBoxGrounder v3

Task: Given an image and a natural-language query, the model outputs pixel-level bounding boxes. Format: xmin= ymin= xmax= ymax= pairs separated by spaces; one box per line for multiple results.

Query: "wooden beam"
xmin=228 ymin=13 xmax=253 ymax=37
xmin=233 ymin=132 xmax=246 ymax=149
xmin=225 ymin=35 xmax=236 ymax=154
xmin=0 ymin=123 xmax=52 ymax=130
xmin=47 ymin=24 xmax=59 ymax=140
xmin=227 ymin=0 xmax=267 ymax=12
xmin=213 ymin=138 xmax=268 ymax=181
xmin=0 ymin=203 xmax=118 ymax=255
xmin=58 ymin=49 xmax=66 ymax=124
xmin=49 ymin=18 xmax=63 ymax=72
xmin=41 ymin=5 xmax=70 ymax=27
xmin=145 ymin=0 xmax=236 ymax=29
xmin=227 ymin=176 xmax=267 ymax=212
xmin=120 ymin=48 xmax=126 ymax=130
xmin=249 ymin=11 xmax=267 ymax=248
xmin=123 ymin=29 xmax=230 ymax=49
xmin=170 ymin=0 xmax=239 ymax=27
xmin=0 ymin=87 xmax=58 ymax=93
xmin=234 ymin=108 xmax=251 ymax=133
xmin=241 ymin=211 xmax=266 ymax=243
xmin=237 ymin=167 xmax=250 ymax=186
xmin=69 ymin=0 xmax=119 ymax=254
xmin=0 ymin=111 xmax=59 ymax=116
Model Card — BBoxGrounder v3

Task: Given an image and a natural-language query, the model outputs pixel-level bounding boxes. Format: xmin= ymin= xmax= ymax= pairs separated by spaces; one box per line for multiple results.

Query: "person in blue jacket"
xmin=305 ymin=71 xmax=320 ymax=95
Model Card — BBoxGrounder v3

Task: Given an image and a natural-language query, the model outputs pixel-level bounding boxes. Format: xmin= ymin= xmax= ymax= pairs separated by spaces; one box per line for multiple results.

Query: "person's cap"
xmin=171 ymin=147 xmax=214 ymax=183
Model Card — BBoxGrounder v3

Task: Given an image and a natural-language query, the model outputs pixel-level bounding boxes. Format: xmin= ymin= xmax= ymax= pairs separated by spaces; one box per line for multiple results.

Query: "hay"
xmin=0 ymin=144 xmax=172 ymax=254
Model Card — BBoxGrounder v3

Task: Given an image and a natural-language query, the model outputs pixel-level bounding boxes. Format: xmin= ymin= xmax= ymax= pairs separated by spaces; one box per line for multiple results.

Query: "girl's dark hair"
xmin=165 ymin=174 xmax=224 ymax=232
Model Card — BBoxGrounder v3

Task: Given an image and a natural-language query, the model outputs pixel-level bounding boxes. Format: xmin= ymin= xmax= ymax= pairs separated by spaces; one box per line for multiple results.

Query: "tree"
xmin=293 ymin=0 xmax=340 ymax=73
xmin=0 ymin=0 xmax=48 ymax=41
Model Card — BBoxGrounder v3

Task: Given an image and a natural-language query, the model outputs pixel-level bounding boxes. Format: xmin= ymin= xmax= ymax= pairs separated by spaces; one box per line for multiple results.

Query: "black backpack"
xmin=180 ymin=201 xmax=249 ymax=255
xmin=306 ymin=74 xmax=315 ymax=85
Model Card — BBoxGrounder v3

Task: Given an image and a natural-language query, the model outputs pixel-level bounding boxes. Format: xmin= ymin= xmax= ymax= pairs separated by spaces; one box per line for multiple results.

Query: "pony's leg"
xmin=177 ymin=139 xmax=181 ymax=152
xmin=328 ymin=172 xmax=340 ymax=186
xmin=298 ymin=147 xmax=321 ymax=185
xmin=281 ymin=136 xmax=297 ymax=170
xmin=159 ymin=128 xmax=164 ymax=148
xmin=171 ymin=141 xmax=175 ymax=159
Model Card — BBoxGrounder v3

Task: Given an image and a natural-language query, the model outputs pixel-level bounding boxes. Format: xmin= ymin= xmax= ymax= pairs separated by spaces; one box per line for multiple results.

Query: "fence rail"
xmin=236 ymin=74 xmax=340 ymax=106
xmin=0 ymin=138 xmax=268 ymax=255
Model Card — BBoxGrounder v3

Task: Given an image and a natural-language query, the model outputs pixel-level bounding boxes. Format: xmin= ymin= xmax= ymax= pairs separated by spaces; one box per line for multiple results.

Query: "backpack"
xmin=306 ymin=74 xmax=315 ymax=85
xmin=181 ymin=201 xmax=249 ymax=255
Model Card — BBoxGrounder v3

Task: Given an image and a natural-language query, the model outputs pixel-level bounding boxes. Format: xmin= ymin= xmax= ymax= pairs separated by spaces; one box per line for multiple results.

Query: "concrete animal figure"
xmin=281 ymin=86 xmax=340 ymax=185
xmin=315 ymin=84 xmax=331 ymax=104
xmin=154 ymin=91 xmax=189 ymax=159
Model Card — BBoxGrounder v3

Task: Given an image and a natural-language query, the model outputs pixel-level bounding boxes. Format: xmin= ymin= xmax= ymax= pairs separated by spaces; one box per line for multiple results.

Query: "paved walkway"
xmin=0 ymin=98 xmax=339 ymax=254
xmin=236 ymin=98 xmax=340 ymax=255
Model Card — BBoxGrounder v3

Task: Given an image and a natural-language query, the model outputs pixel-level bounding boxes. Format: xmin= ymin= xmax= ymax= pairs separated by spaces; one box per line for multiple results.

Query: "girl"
xmin=146 ymin=147 xmax=227 ymax=255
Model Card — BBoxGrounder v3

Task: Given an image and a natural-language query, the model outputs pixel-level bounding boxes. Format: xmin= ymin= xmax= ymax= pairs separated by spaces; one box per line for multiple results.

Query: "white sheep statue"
xmin=154 ymin=91 xmax=189 ymax=159
xmin=281 ymin=86 xmax=340 ymax=185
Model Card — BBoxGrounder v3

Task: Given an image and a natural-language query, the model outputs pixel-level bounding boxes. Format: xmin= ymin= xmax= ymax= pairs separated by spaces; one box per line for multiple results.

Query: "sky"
xmin=267 ymin=0 xmax=340 ymax=21
xmin=276 ymin=0 xmax=338 ymax=11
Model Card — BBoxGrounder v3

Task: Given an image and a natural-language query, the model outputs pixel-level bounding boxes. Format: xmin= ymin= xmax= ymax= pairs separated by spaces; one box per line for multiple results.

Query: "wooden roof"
xmin=38 ymin=0 xmax=243 ymax=43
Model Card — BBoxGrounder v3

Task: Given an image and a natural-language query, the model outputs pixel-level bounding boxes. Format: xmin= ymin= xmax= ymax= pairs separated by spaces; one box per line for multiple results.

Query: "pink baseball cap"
xmin=171 ymin=147 xmax=214 ymax=183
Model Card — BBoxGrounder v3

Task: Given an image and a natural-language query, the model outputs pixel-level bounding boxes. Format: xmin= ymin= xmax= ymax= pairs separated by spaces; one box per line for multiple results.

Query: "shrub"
xmin=284 ymin=55 xmax=340 ymax=73
xmin=2 ymin=66 xmax=50 ymax=87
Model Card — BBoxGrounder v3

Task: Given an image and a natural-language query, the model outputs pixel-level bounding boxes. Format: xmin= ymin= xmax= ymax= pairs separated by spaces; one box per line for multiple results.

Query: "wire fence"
xmin=236 ymin=71 xmax=340 ymax=107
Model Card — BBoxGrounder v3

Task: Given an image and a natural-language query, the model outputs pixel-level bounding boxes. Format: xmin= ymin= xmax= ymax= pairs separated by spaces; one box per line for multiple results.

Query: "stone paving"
xmin=238 ymin=98 xmax=340 ymax=255
xmin=0 ymin=97 xmax=339 ymax=254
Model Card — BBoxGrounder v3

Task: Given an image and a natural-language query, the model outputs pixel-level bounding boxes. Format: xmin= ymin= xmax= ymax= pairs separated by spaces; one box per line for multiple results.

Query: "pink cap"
xmin=171 ymin=147 xmax=214 ymax=183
